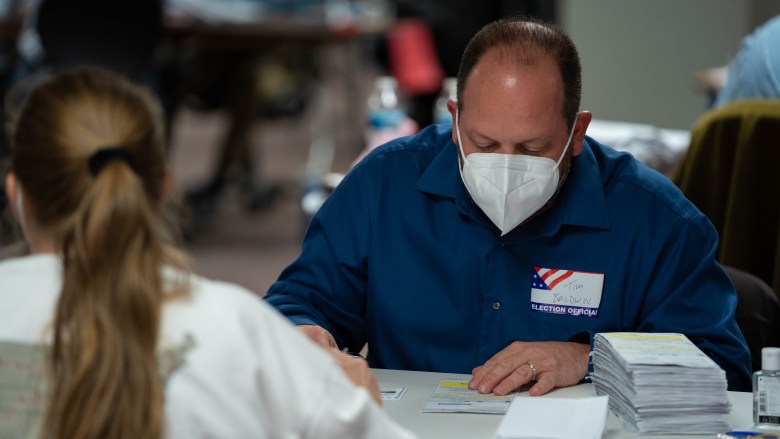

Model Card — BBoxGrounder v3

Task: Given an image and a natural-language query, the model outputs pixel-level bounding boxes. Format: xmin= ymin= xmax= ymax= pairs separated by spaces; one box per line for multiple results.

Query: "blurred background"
xmin=0 ymin=0 xmax=778 ymax=296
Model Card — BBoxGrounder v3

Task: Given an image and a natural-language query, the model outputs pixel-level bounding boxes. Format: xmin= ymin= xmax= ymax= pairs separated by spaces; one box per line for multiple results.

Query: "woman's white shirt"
xmin=0 ymin=254 xmax=415 ymax=438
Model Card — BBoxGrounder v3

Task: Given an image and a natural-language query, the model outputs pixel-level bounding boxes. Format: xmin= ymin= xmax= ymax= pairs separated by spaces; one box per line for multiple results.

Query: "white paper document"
xmin=591 ymin=332 xmax=731 ymax=435
xmin=421 ymin=379 xmax=515 ymax=414
xmin=380 ymin=387 xmax=408 ymax=401
xmin=596 ymin=332 xmax=720 ymax=368
xmin=494 ymin=395 xmax=609 ymax=439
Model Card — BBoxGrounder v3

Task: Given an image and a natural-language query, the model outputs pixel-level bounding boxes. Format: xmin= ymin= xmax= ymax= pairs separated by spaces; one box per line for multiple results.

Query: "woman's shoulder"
xmin=165 ymin=272 xmax=277 ymax=320
xmin=161 ymin=271 xmax=295 ymax=345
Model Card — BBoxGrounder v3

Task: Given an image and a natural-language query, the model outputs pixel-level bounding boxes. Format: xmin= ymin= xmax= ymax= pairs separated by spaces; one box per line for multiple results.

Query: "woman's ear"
xmin=5 ymin=172 xmax=20 ymax=222
xmin=5 ymin=173 xmax=57 ymax=253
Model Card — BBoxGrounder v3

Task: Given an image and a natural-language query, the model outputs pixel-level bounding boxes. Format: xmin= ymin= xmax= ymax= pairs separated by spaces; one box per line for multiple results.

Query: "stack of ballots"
xmin=591 ymin=332 xmax=731 ymax=435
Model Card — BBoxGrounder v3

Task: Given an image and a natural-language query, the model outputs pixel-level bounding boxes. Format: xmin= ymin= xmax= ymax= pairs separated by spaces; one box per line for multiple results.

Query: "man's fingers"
xmin=470 ymin=341 xmax=532 ymax=391
xmin=492 ymin=364 xmax=535 ymax=396
xmin=472 ymin=359 xmax=523 ymax=394
xmin=472 ymin=341 xmax=590 ymax=396
xmin=468 ymin=366 xmax=493 ymax=392
xmin=469 ymin=357 xmax=508 ymax=390
xmin=528 ymin=373 xmax=556 ymax=396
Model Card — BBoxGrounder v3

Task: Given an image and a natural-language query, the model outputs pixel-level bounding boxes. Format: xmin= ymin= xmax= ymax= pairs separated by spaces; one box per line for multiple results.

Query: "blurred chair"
xmin=724 ymin=265 xmax=780 ymax=373
xmin=674 ymin=99 xmax=780 ymax=297
xmin=35 ymin=0 xmax=163 ymax=81
xmin=165 ymin=48 xmax=314 ymax=223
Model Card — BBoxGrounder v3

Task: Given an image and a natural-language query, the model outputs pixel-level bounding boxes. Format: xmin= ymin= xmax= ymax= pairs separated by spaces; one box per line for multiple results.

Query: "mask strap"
xmin=555 ymin=113 xmax=579 ymax=167
xmin=454 ymin=108 xmax=470 ymax=181
xmin=455 ymin=107 xmax=468 ymax=163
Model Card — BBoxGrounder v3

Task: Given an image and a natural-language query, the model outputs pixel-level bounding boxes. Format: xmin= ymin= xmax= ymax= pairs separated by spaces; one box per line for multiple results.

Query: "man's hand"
xmin=297 ymin=324 xmax=338 ymax=350
xmin=469 ymin=341 xmax=590 ymax=396
xmin=333 ymin=352 xmax=382 ymax=405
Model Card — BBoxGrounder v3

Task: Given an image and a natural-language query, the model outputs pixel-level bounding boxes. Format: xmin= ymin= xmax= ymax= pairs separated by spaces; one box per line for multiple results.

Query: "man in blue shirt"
xmin=266 ymin=17 xmax=752 ymax=394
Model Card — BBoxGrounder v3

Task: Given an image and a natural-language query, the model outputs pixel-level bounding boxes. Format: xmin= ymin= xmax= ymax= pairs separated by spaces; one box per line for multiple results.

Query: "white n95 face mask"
xmin=456 ymin=109 xmax=577 ymax=236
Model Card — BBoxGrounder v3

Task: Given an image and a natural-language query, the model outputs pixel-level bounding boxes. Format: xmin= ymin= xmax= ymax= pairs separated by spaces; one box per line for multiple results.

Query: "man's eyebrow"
xmin=517 ymin=134 xmax=550 ymax=146
xmin=470 ymin=128 xmax=546 ymax=147
xmin=469 ymin=130 xmax=498 ymax=142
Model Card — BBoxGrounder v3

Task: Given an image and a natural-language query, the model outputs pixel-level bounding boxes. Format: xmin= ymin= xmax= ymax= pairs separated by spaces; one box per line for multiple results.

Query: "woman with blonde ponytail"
xmin=0 ymin=68 xmax=415 ymax=439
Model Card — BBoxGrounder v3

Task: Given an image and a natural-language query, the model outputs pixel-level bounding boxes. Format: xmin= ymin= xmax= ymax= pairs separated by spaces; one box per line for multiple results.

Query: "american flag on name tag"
xmin=532 ymin=268 xmax=575 ymax=291
xmin=530 ymin=266 xmax=604 ymax=317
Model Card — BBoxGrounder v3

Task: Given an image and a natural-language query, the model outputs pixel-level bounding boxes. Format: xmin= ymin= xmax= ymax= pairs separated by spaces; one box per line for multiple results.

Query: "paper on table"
xmin=599 ymin=332 xmax=719 ymax=368
xmin=494 ymin=395 xmax=609 ymax=439
xmin=421 ymin=379 xmax=515 ymax=414
xmin=591 ymin=333 xmax=731 ymax=434
xmin=380 ymin=387 xmax=408 ymax=401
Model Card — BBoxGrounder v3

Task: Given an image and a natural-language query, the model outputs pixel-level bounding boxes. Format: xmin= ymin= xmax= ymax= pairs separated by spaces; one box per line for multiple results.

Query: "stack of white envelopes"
xmin=591 ymin=332 xmax=731 ymax=435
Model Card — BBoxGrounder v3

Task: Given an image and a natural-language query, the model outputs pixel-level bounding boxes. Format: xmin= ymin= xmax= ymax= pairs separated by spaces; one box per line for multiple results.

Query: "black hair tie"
xmin=88 ymin=147 xmax=134 ymax=177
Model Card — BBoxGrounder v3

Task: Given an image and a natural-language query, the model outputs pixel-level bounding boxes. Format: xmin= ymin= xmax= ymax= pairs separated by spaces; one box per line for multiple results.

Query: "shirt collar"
xmin=416 ymin=136 xmax=611 ymax=235
xmin=540 ymin=136 xmax=611 ymax=232
xmin=415 ymin=137 xmax=462 ymax=199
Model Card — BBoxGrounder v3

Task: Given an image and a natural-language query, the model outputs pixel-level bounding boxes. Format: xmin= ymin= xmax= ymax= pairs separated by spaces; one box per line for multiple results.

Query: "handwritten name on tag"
xmin=530 ymin=267 xmax=604 ymax=317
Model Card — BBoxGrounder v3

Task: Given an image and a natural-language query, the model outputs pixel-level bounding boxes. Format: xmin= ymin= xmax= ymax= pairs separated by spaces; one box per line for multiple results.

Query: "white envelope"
xmin=494 ymin=395 xmax=609 ymax=439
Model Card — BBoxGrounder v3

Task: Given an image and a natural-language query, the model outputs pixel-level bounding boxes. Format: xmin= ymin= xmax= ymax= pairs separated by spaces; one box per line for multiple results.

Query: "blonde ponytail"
xmin=9 ymin=68 xmax=190 ymax=439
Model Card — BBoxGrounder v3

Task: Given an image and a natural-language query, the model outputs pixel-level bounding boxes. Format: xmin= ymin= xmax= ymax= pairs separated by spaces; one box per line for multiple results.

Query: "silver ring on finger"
xmin=525 ymin=361 xmax=537 ymax=381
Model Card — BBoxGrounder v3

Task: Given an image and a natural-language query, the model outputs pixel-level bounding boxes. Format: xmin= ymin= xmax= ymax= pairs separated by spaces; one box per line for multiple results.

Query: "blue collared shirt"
xmin=265 ymin=124 xmax=752 ymax=391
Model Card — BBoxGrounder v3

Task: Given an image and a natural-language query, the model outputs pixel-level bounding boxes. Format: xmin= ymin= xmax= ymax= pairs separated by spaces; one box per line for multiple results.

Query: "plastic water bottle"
xmin=365 ymin=76 xmax=405 ymax=150
xmin=754 ymin=347 xmax=780 ymax=429
xmin=433 ymin=77 xmax=457 ymax=125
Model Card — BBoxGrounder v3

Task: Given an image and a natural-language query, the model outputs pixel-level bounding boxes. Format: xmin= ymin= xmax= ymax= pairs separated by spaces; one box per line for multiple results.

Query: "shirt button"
xmin=492 ymin=302 xmax=501 ymax=310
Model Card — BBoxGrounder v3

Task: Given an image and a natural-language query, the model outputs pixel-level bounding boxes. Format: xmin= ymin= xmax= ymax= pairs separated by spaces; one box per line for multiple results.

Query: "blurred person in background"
xmin=713 ymin=13 xmax=780 ymax=107
xmin=0 ymin=67 xmax=414 ymax=439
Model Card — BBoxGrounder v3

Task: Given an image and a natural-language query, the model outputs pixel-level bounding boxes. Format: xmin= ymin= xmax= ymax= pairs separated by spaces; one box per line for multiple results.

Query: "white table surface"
xmin=374 ymin=368 xmax=759 ymax=439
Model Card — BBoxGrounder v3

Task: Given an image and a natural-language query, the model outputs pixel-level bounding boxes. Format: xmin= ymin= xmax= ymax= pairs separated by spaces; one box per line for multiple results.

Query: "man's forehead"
xmin=463 ymin=49 xmax=562 ymax=102
xmin=502 ymin=76 xmax=519 ymax=88
xmin=459 ymin=48 xmax=567 ymax=134
xmin=471 ymin=46 xmax=555 ymax=79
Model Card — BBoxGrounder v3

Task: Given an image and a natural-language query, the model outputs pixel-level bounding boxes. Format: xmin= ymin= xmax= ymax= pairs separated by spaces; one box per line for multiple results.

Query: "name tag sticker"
xmin=530 ymin=267 xmax=604 ymax=317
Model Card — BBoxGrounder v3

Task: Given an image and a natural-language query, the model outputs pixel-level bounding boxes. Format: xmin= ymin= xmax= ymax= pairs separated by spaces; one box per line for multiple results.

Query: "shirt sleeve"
xmin=264 ymin=164 xmax=375 ymax=352
xmin=632 ymin=213 xmax=752 ymax=391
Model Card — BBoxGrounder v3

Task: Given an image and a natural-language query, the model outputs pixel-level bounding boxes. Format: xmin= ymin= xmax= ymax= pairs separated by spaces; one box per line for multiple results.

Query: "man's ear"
xmin=5 ymin=173 xmax=20 ymax=222
xmin=447 ymin=99 xmax=458 ymax=145
xmin=572 ymin=111 xmax=592 ymax=156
